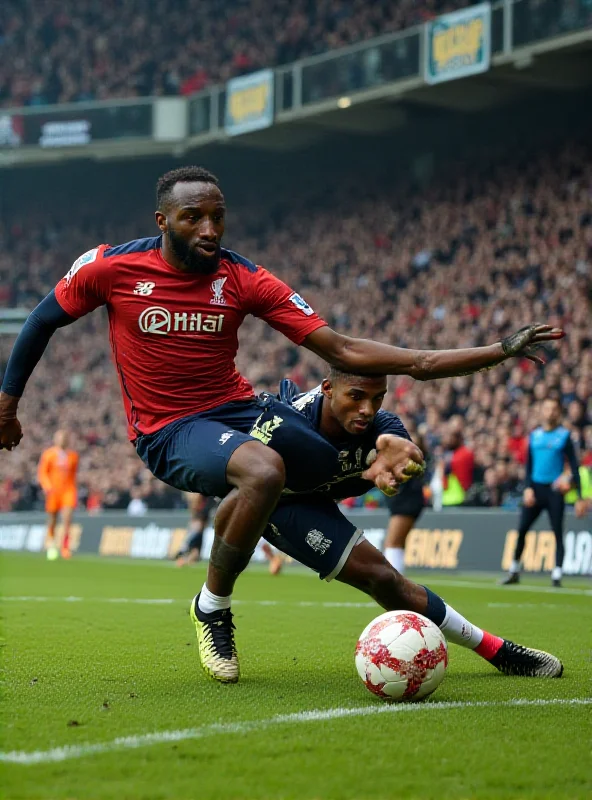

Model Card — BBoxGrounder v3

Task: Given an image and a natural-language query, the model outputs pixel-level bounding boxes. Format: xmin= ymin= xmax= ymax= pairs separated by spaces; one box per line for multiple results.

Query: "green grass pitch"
xmin=1 ymin=551 xmax=591 ymax=800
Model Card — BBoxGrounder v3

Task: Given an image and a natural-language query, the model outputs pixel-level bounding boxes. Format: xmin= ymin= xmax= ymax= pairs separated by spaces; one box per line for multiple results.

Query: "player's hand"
xmin=0 ymin=392 xmax=22 ymax=451
xmin=0 ymin=401 xmax=23 ymax=451
xmin=574 ymin=499 xmax=588 ymax=519
xmin=523 ymin=487 xmax=536 ymax=507
xmin=501 ymin=324 xmax=564 ymax=366
xmin=362 ymin=434 xmax=425 ymax=496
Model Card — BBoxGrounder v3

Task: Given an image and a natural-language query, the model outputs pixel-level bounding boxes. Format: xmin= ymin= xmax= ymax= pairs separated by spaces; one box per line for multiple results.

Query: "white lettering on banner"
xmin=563 ymin=531 xmax=592 ymax=576
xmin=130 ymin=525 xmax=173 ymax=559
xmin=0 ymin=525 xmax=28 ymax=550
xmin=139 ymin=306 xmax=224 ymax=335
xmin=0 ymin=524 xmax=80 ymax=553
xmin=39 ymin=120 xmax=91 ymax=148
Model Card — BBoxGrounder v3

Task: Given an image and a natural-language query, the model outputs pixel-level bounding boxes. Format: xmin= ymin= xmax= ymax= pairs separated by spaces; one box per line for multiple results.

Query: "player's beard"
xmin=166 ymin=227 xmax=221 ymax=274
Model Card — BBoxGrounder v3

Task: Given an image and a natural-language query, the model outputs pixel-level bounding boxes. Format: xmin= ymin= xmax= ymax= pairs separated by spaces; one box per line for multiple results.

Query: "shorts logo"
xmin=305 ymin=529 xmax=332 ymax=554
xmin=289 ymin=293 xmax=314 ymax=316
xmin=219 ymin=432 xmax=234 ymax=445
xmin=64 ymin=248 xmax=99 ymax=285
xmin=210 ymin=277 xmax=227 ymax=305
xmin=133 ymin=281 xmax=155 ymax=296
xmin=249 ymin=414 xmax=283 ymax=445
xmin=138 ymin=306 xmax=224 ymax=335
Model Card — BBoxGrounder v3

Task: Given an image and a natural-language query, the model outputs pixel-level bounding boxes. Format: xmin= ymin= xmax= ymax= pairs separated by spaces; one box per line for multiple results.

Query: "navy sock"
xmin=422 ymin=586 xmax=446 ymax=626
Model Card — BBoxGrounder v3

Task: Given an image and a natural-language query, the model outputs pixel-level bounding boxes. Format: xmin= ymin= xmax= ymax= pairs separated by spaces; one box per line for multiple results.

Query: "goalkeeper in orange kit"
xmin=37 ymin=430 xmax=78 ymax=559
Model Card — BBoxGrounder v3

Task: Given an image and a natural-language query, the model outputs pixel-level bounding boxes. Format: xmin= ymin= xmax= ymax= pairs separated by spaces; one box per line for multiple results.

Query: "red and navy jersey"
xmin=54 ymin=236 xmax=326 ymax=440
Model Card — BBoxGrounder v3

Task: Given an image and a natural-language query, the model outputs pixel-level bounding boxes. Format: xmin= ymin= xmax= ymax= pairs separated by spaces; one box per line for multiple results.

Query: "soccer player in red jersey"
xmin=0 ymin=166 xmax=564 ymax=683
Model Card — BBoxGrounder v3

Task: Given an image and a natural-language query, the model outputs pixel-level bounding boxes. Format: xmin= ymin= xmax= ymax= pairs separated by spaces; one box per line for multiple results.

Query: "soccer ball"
xmin=355 ymin=611 xmax=448 ymax=701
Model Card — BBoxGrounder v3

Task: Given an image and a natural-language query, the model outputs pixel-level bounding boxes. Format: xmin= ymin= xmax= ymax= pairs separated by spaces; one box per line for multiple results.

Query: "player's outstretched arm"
xmin=303 ymin=324 xmax=564 ymax=381
xmin=0 ymin=291 xmax=76 ymax=451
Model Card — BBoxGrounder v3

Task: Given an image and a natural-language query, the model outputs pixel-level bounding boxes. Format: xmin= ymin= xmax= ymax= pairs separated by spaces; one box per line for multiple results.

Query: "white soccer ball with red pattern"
xmin=355 ymin=611 xmax=448 ymax=701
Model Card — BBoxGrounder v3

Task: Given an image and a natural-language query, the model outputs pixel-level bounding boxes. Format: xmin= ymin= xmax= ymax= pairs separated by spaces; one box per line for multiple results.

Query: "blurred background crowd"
xmin=0 ymin=0 xmax=477 ymax=107
xmin=1 ymin=137 xmax=590 ymax=512
xmin=0 ymin=0 xmax=590 ymax=514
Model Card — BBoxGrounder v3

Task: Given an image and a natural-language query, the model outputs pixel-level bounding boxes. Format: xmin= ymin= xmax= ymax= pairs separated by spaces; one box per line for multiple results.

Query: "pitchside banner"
xmin=225 ymin=69 xmax=274 ymax=136
xmin=1 ymin=510 xmax=591 ymax=576
xmin=424 ymin=2 xmax=491 ymax=85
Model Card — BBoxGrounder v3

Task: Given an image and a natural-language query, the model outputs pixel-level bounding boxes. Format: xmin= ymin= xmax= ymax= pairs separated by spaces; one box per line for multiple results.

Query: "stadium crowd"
xmin=1 ymin=139 xmax=591 ymax=511
xmin=1 ymin=0 xmax=479 ymax=107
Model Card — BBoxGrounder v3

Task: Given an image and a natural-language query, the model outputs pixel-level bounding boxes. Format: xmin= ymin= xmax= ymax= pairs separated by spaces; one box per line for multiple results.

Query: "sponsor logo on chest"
xmin=138 ymin=306 xmax=225 ymax=335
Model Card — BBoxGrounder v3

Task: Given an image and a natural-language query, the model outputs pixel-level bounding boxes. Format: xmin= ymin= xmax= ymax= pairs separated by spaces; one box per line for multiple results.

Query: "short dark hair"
xmin=543 ymin=394 xmax=562 ymax=410
xmin=327 ymin=366 xmax=386 ymax=383
xmin=156 ymin=166 xmax=219 ymax=211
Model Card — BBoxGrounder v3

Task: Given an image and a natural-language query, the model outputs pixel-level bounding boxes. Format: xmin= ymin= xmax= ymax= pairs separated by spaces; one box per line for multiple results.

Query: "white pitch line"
xmin=2 ymin=698 xmax=589 ymax=766
xmin=417 ymin=579 xmax=592 ymax=597
xmin=0 ymin=596 xmax=376 ymax=608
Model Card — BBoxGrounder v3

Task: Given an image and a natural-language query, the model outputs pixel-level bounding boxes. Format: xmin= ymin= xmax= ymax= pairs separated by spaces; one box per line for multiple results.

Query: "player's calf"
xmin=338 ymin=540 xmax=563 ymax=678
xmin=195 ymin=444 xmax=286 ymax=682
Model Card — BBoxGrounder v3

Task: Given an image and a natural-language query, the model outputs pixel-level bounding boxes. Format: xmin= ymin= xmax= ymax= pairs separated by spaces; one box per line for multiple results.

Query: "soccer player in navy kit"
xmin=503 ymin=396 xmax=587 ymax=587
xmin=261 ymin=371 xmax=564 ymax=679
xmin=0 ymin=166 xmax=564 ymax=683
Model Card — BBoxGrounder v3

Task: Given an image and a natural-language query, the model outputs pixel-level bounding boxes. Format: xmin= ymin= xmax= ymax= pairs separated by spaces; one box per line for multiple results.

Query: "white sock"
xmin=385 ymin=547 xmax=405 ymax=574
xmin=440 ymin=604 xmax=484 ymax=649
xmin=510 ymin=560 xmax=521 ymax=574
xmin=197 ymin=584 xmax=231 ymax=614
xmin=551 ymin=566 xmax=562 ymax=581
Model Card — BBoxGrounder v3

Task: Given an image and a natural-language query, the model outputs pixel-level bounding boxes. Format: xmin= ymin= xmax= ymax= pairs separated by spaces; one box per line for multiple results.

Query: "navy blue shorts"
xmin=265 ymin=497 xmax=363 ymax=581
xmin=135 ymin=397 xmax=342 ymax=498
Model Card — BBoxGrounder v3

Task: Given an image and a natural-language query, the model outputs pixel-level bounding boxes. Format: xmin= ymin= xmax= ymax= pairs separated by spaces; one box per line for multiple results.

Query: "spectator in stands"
xmin=439 ymin=419 xmax=475 ymax=507
xmin=0 ymin=0 xmax=476 ymax=108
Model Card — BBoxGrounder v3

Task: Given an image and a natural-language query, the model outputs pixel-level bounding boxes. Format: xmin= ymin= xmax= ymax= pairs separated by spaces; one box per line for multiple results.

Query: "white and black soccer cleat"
xmin=489 ymin=639 xmax=563 ymax=678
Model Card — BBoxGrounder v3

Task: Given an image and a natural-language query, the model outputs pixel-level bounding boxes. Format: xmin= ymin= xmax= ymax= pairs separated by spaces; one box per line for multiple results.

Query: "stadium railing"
xmin=0 ymin=0 xmax=590 ymax=163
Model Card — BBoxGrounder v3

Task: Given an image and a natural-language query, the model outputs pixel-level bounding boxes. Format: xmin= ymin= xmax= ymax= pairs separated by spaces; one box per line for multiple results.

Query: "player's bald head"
xmin=156 ymin=166 xmax=222 ymax=212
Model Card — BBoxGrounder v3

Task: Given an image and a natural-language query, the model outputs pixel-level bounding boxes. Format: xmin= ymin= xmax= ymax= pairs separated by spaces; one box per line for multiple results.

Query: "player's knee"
xmin=245 ymin=449 xmax=286 ymax=497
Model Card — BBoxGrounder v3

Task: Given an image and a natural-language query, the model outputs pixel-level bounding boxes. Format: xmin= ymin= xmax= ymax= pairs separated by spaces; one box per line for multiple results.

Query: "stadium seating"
xmin=0 ymin=0 xmax=474 ymax=107
xmin=1 ymin=138 xmax=590 ymax=511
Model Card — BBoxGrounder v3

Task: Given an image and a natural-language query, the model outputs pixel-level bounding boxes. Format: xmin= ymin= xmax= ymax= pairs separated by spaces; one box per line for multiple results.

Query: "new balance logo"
xmin=133 ymin=281 xmax=155 ymax=296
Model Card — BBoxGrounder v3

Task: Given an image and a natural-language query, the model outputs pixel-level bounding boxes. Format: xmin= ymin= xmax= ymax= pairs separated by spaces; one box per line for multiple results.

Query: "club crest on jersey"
xmin=210 ymin=277 xmax=227 ymax=305
xmin=133 ymin=281 xmax=155 ymax=296
xmin=138 ymin=306 xmax=224 ymax=335
xmin=305 ymin=529 xmax=332 ymax=554
xmin=289 ymin=293 xmax=314 ymax=316
xmin=64 ymin=248 xmax=98 ymax=286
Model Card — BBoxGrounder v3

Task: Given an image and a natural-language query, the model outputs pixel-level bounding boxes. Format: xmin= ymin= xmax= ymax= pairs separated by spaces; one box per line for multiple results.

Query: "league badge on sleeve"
xmin=64 ymin=247 xmax=99 ymax=285
xmin=289 ymin=292 xmax=314 ymax=316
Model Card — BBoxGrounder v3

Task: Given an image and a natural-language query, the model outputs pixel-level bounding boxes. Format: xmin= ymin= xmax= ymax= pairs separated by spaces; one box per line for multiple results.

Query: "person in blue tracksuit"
xmin=502 ymin=396 xmax=587 ymax=587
